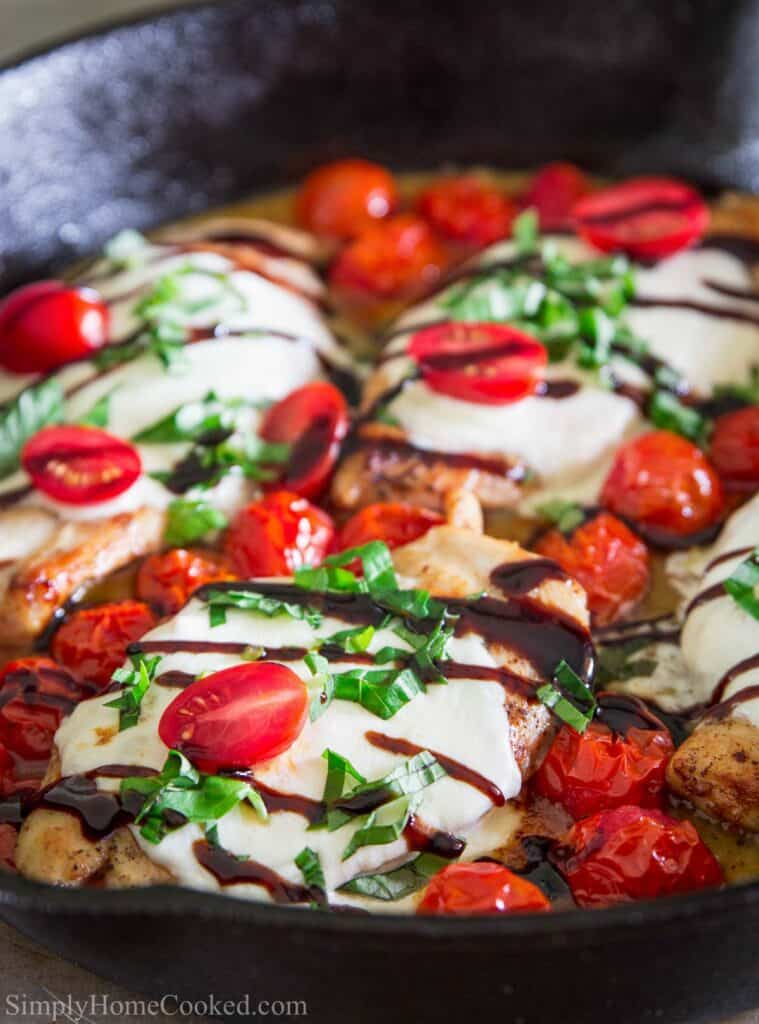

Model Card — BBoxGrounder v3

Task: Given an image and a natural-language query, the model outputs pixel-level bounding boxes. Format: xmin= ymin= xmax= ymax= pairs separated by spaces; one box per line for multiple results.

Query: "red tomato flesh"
xmin=159 ymin=662 xmax=308 ymax=772
xmin=137 ymin=548 xmax=237 ymax=617
xmin=259 ymin=382 xmax=349 ymax=499
xmin=52 ymin=601 xmax=157 ymax=689
xmin=572 ymin=177 xmax=709 ymax=260
xmin=554 ymin=805 xmax=723 ymax=908
xmin=339 ymin=502 xmax=444 ymax=551
xmin=22 ymin=425 xmax=142 ymax=506
xmin=224 ymin=490 xmax=335 ymax=578
xmin=520 ymin=162 xmax=591 ymax=231
xmin=0 ymin=823 xmax=16 ymax=871
xmin=417 ymin=861 xmax=550 ymax=915
xmin=709 ymin=405 xmax=759 ymax=493
xmin=0 ymin=281 xmax=109 ymax=374
xmin=416 ymin=176 xmax=515 ymax=247
xmin=408 ymin=322 xmax=547 ymax=405
xmin=295 ymin=159 xmax=398 ymax=240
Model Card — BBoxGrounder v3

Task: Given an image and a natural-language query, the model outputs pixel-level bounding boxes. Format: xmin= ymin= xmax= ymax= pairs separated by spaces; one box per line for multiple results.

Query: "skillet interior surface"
xmin=1 ymin=1 xmax=759 ymax=1020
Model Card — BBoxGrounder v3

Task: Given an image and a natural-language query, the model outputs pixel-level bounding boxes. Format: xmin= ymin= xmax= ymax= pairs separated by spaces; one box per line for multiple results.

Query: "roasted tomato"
xmin=22 ymin=426 xmax=142 ymax=505
xmin=0 ymin=281 xmax=109 ymax=374
xmin=159 ymin=662 xmax=308 ymax=772
xmin=601 ymin=431 xmax=724 ymax=541
xmin=137 ymin=548 xmax=237 ymax=616
xmin=295 ymin=159 xmax=398 ymax=240
xmin=417 ymin=862 xmax=550 ymax=916
xmin=416 ymin=176 xmax=515 ymax=247
xmin=259 ymin=382 xmax=349 ymax=499
xmin=52 ymin=601 xmax=157 ymax=689
xmin=408 ymin=322 xmax=547 ymax=405
xmin=534 ymin=722 xmax=674 ymax=820
xmin=535 ymin=512 xmax=650 ymax=625
xmin=339 ymin=502 xmax=444 ymax=551
xmin=0 ymin=824 xmax=16 ymax=871
xmin=572 ymin=177 xmax=709 ymax=260
xmin=554 ymin=805 xmax=723 ymax=908
xmin=520 ymin=162 xmax=591 ymax=230
xmin=224 ymin=490 xmax=335 ymax=577
xmin=329 ymin=214 xmax=448 ymax=302
xmin=709 ymin=405 xmax=759 ymax=493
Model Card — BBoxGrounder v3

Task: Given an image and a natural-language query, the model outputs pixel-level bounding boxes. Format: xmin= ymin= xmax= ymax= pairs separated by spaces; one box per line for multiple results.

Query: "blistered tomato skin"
xmin=709 ymin=406 xmax=759 ymax=493
xmin=0 ymin=281 xmax=109 ymax=374
xmin=601 ymin=431 xmax=724 ymax=540
xmin=554 ymin=805 xmax=723 ymax=908
xmin=534 ymin=723 xmax=674 ymax=820
xmin=416 ymin=176 xmax=515 ymax=247
xmin=520 ymin=162 xmax=591 ymax=230
xmin=22 ymin=426 xmax=142 ymax=506
xmin=339 ymin=503 xmax=444 ymax=551
xmin=224 ymin=490 xmax=335 ymax=577
xmin=417 ymin=862 xmax=550 ymax=915
xmin=137 ymin=548 xmax=237 ymax=616
xmin=295 ymin=159 xmax=398 ymax=240
xmin=52 ymin=602 xmax=157 ymax=689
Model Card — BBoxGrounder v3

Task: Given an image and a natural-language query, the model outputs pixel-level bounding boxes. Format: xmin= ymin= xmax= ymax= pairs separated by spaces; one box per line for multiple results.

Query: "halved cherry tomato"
xmin=137 ymin=548 xmax=237 ymax=617
xmin=416 ymin=176 xmax=515 ymax=247
xmin=535 ymin=512 xmax=650 ymax=625
xmin=572 ymin=177 xmax=709 ymax=260
xmin=22 ymin=426 xmax=142 ymax=506
xmin=52 ymin=601 xmax=157 ymax=689
xmin=554 ymin=805 xmax=723 ymax=908
xmin=259 ymin=383 xmax=349 ymax=499
xmin=709 ymin=405 xmax=759 ymax=493
xmin=295 ymin=159 xmax=398 ymax=240
xmin=534 ymin=722 xmax=674 ymax=820
xmin=339 ymin=502 xmax=444 ymax=551
xmin=0 ymin=824 xmax=16 ymax=871
xmin=224 ymin=490 xmax=335 ymax=577
xmin=520 ymin=162 xmax=592 ymax=231
xmin=329 ymin=214 xmax=448 ymax=301
xmin=417 ymin=862 xmax=550 ymax=916
xmin=408 ymin=322 xmax=547 ymax=405
xmin=601 ymin=431 xmax=724 ymax=540
xmin=158 ymin=662 xmax=308 ymax=772
xmin=0 ymin=281 xmax=109 ymax=374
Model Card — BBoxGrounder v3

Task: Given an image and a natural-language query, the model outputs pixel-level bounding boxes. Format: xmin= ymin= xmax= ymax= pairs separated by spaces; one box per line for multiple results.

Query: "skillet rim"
xmin=0 ymin=0 xmax=758 ymax=939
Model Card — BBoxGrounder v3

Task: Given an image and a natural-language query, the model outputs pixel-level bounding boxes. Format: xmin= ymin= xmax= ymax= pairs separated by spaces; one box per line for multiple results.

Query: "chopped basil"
xmin=104 ymin=229 xmax=150 ymax=270
xmin=134 ymin=264 xmax=246 ymax=326
xmin=322 ymin=624 xmax=376 ymax=654
xmin=325 ymin=540 xmax=399 ymax=593
xmin=295 ymin=846 xmax=326 ymax=891
xmin=78 ymin=392 xmax=111 ymax=428
xmin=341 ymin=793 xmax=420 ymax=862
xmin=595 ymin=637 xmax=659 ymax=687
xmin=714 ymin=366 xmax=759 ymax=406
xmin=648 ymin=390 xmax=709 ymax=444
xmin=133 ymin=391 xmax=250 ymax=443
xmin=513 ymin=208 xmax=539 ymax=255
xmin=203 ymin=587 xmax=322 ymax=629
xmin=104 ymin=653 xmax=161 ymax=731
xmin=346 ymin=751 xmax=447 ymax=803
xmin=0 ymin=379 xmax=64 ymax=480
xmin=537 ymin=659 xmax=596 ymax=733
xmin=320 ymin=749 xmax=367 ymax=805
xmin=93 ymin=322 xmax=190 ymax=375
xmin=330 ymin=666 xmax=424 ymax=720
xmin=339 ymin=852 xmax=449 ymax=901
xmin=164 ymin=498 xmax=228 ymax=547
xmin=373 ymin=405 xmax=402 ymax=428
xmin=724 ymin=546 xmax=759 ymax=622
xmin=536 ymin=498 xmax=585 ymax=534
xmin=305 ymin=652 xmax=335 ymax=722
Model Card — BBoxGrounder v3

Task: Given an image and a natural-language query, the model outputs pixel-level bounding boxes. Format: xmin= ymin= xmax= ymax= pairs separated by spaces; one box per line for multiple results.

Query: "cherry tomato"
xmin=535 ymin=512 xmax=650 ymax=625
xmin=329 ymin=214 xmax=448 ymax=301
xmin=417 ymin=862 xmax=550 ymax=916
xmin=159 ymin=662 xmax=308 ymax=772
xmin=0 ymin=281 xmax=110 ymax=374
xmin=0 ymin=824 xmax=16 ymax=871
xmin=408 ymin=322 xmax=547 ymax=405
xmin=534 ymin=722 xmax=674 ymax=820
xmin=22 ymin=426 xmax=142 ymax=506
xmin=295 ymin=159 xmax=398 ymax=240
xmin=601 ymin=431 xmax=724 ymax=540
xmin=416 ymin=176 xmax=515 ymax=247
xmin=709 ymin=406 xmax=759 ymax=493
xmin=554 ymin=805 xmax=723 ymax=908
xmin=224 ymin=490 xmax=335 ymax=578
xmin=259 ymin=383 xmax=349 ymax=499
xmin=339 ymin=502 xmax=444 ymax=551
xmin=520 ymin=162 xmax=592 ymax=231
xmin=572 ymin=177 xmax=709 ymax=260
xmin=137 ymin=548 xmax=237 ymax=617
xmin=52 ymin=601 xmax=157 ymax=689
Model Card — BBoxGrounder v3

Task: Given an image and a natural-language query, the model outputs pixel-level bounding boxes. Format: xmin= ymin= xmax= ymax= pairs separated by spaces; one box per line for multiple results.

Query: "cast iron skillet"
xmin=0 ymin=2 xmax=758 ymax=1021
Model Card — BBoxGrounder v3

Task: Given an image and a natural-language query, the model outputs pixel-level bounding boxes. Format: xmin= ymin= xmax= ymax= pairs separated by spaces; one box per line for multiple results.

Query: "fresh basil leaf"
xmin=724 ymin=546 xmax=759 ymax=622
xmin=513 ymin=208 xmax=539 ymax=254
xmin=104 ymin=653 xmax=162 ymax=731
xmin=339 ymin=853 xmax=449 ymax=901
xmin=133 ymin=391 xmax=247 ymax=443
xmin=323 ymin=624 xmax=376 ymax=654
xmin=333 ymin=666 xmax=426 ymax=720
xmin=536 ymin=498 xmax=585 ymax=534
xmin=202 ymin=588 xmax=322 ymax=629
xmin=165 ymin=498 xmax=228 ymax=547
xmin=93 ymin=324 xmax=190 ymax=375
xmin=324 ymin=541 xmax=399 ymax=593
xmin=305 ymin=651 xmax=335 ymax=722
xmin=648 ymin=390 xmax=710 ymax=444
xmin=320 ymin=749 xmax=367 ymax=806
xmin=537 ymin=659 xmax=596 ymax=733
xmin=344 ymin=751 xmax=447 ymax=804
xmin=104 ymin=229 xmax=150 ymax=270
xmin=595 ymin=637 xmax=659 ymax=687
xmin=0 ymin=380 xmax=64 ymax=480
xmin=134 ymin=265 xmax=246 ymax=326
xmin=295 ymin=846 xmax=326 ymax=891
xmin=341 ymin=794 xmax=419 ymax=861
xmin=78 ymin=392 xmax=111 ymax=428
xmin=713 ymin=366 xmax=759 ymax=406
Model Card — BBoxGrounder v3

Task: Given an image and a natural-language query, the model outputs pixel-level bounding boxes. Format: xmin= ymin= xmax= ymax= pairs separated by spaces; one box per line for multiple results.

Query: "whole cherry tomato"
xmin=572 ymin=177 xmax=709 ymax=260
xmin=417 ymin=862 xmax=550 ymax=915
xmin=22 ymin=426 xmax=142 ymax=506
xmin=416 ymin=176 xmax=515 ymax=247
xmin=339 ymin=502 xmax=444 ymax=551
xmin=520 ymin=162 xmax=591 ymax=231
xmin=535 ymin=512 xmax=650 ymax=625
xmin=555 ymin=805 xmax=723 ymax=908
xmin=224 ymin=490 xmax=335 ymax=578
xmin=137 ymin=548 xmax=237 ymax=616
xmin=330 ymin=214 xmax=448 ymax=302
xmin=534 ymin=722 xmax=674 ymax=820
xmin=259 ymin=382 xmax=349 ymax=499
xmin=0 ymin=281 xmax=109 ymax=374
xmin=408 ymin=322 xmax=547 ymax=405
xmin=295 ymin=159 xmax=398 ymax=240
xmin=601 ymin=431 xmax=724 ymax=541
xmin=159 ymin=662 xmax=308 ymax=772
xmin=52 ymin=601 xmax=157 ymax=689
xmin=708 ymin=406 xmax=759 ymax=493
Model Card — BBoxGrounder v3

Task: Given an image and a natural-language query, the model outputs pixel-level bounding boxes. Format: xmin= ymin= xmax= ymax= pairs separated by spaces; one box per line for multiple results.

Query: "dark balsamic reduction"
xmin=595 ymin=691 xmax=669 ymax=735
xmin=631 ymin=295 xmax=759 ymax=327
xmin=36 ymin=776 xmax=132 ymax=841
xmin=513 ymin=835 xmax=575 ymax=908
xmin=193 ymin=840 xmax=313 ymax=904
xmin=285 ymin=414 xmax=335 ymax=486
xmin=685 ymin=580 xmax=728 ymax=616
xmin=491 ymin=558 xmax=568 ymax=596
xmin=702 ymin=684 xmax=759 ymax=721
xmin=705 ymin=545 xmax=755 ymax=573
xmin=580 ymin=197 xmax=699 ymax=225
xmin=358 ymin=438 xmax=527 ymax=481
xmin=536 ymin=379 xmax=581 ymax=399
xmin=711 ymin=654 xmax=759 ymax=704
xmin=255 ymin=782 xmax=324 ymax=825
xmin=404 ymin=819 xmax=465 ymax=859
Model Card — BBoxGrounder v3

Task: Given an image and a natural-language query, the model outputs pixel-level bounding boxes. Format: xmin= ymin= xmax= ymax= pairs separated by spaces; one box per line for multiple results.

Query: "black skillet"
xmin=0 ymin=2 xmax=758 ymax=1021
